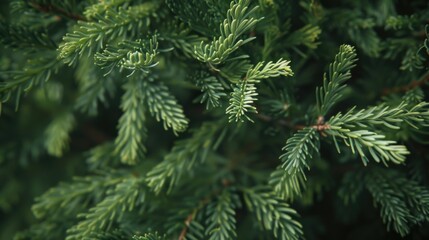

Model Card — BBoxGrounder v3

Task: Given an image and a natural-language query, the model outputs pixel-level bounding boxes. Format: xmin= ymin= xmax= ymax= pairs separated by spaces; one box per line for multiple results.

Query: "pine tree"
xmin=1 ymin=0 xmax=429 ymax=239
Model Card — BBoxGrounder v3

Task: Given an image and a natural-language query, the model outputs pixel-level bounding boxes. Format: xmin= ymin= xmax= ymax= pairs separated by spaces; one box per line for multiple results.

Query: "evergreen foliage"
xmin=243 ymin=187 xmax=303 ymax=240
xmin=205 ymin=190 xmax=238 ymax=240
xmin=269 ymin=127 xmax=320 ymax=200
xmin=114 ymin=77 xmax=147 ymax=165
xmin=193 ymin=0 xmax=261 ymax=65
xmin=1 ymin=0 xmax=429 ymax=239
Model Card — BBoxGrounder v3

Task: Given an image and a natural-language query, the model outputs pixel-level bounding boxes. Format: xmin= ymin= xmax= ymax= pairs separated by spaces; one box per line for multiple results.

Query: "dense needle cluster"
xmin=1 ymin=0 xmax=429 ymax=239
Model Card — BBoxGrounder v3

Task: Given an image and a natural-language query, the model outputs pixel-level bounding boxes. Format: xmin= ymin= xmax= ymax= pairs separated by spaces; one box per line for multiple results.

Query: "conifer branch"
xmin=400 ymin=180 xmax=429 ymax=224
xmin=338 ymin=170 xmax=366 ymax=205
xmin=280 ymin=128 xmax=319 ymax=174
xmin=366 ymin=171 xmax=412 ymax=236
xmin=158 ymin=23 xmax=207 ymax=58
xmin=116 ymin=39 xmax=159 ymax=75
xmin=327 ymin=102 xmax=429 ymax=130
xmin=32 ymin=172 xmax=123 ymax=219
xmin=0 ymin=22 xmax=57 ymax=50
xmin=133 ymin=232 xmax=165 ymax=240
xmin=243 ymin=187 xmax=303 ymax=240
xmin=194 ymin=0 xmax=261 ymax=65
xmin=218 ymin=59 xmax=253 ymax=83
xmin=86 ymin=142 xmax=117 ymax=170
xmin=326 ymin=101 xmax=429 ymax=165
xmin=66 ymin=177 xmax=146 ymax=240
xmin=226 ymin=59 xmax=293 ymax=122
xmin=227 ymin=80 xmax=258 ymax=122
xmin=178 ymin=212 xmax=195 ymax=240
xmin=114 ymin=78 xmax=147 ymax=165
xmin=285 ymin=24 xmax=321 ymax=50
xmin=142 ymin=81 xmax=188 ymax=134
xmin=205 ymin=190 xmax=237 ymax=240
xmin=74 ymin=59 xmax=117 ymax=115
xmin=339 ymin=168 xmax=429 ymax=236
xmin=44 ymin=112 xmax=75 ymax=157
xmin=58 ymin=2 xmax=160 ymax=65
xmin=95 ymin=36 xmax=159 ymax=76
xmin=4 ymin=1 xmax=429 ymax=239
xmin=146 ymin=121 xmax=227 ymax=194
xmin=0 ymin=51 xmax=62 ymax=108
xmin=165 ymin=0 xmax=227 ymax=37
xmin=269 ymin=128 xmax=320 ymax=200
xmin=84 ymin=0 xmax=128 ymax=19
xmin=29 ymin=0 xmax=86 ymax=21
xmin=382 ymin=71 xmax=429 ymax=96
xmin=86 ymin=229 xmax=129 ymax=239
xmin=196 ymin=75 xmax=227 ymax=109
xmin=316 ymin=44 xmax=358 ymax=116
xmin=328 ymin=128 xmax=409 ymax=165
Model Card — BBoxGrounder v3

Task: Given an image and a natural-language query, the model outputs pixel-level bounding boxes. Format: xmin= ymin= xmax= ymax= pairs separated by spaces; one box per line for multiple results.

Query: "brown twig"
xmin=382 ymin=71 xmax=429 ymax=96
xmin=256 ymin=113 xmax=329 ymax=132
xmin=177 ymin=179 xmax=233 ymax=240
xmin=312 ymin=115 xmax=330 ymax=135
xmin=178 ymin=212 xmax=195 ymax=240
xmin=29 ymin=1 xmax=86 ymax=21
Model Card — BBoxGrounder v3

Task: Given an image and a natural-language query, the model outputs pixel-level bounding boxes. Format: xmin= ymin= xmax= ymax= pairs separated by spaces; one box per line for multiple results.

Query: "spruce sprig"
xmin=44 ymin=112 xmax=75 ymax=157
xmin=205 ymin=190 xmax=237 ymax=240
xmin=194 ymin=0 xmax=261 ymax=65
xmin=95 ymin=36 xmax=159 ymax=76
xmin=244 ymin=187 xmax=303 ymax=240
xmin=316 ymin=44 xmax=358 ymax=116
xmin=327 ymin=128 xmax=409 ymax=165
xmin=84 ymin=0 xmax=129 ymax=19
xmin=146 ymin=120 xmax=228 ymax=194
xmin=0 ymin=51 xmax=62 ymax=109
xmin=142 ymin=81 xmax=189 ymax=134
xmin=66 ymin=177 xmax=146 ymax=240
xmin=59 ymin=2 xmax=159 ymax=65
xmin=133 ymin=232 xmax=166 ymax=240
xmin=114 ymin=78 xmax=147 ymax=165
xmin=226 ymin=59 xmax=293 ymax=122
xmin=326 ymin=102 xmax=429 ymax=165
xmin=32 ymin=172 xmax=123 ymax=219
xmin=74 ymin=59 xmax=116 ymax=116
xmin=269 ymin=127 xmax=320 ymax=200
xmin=196 ymin=75 xmax=227 ymax=109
